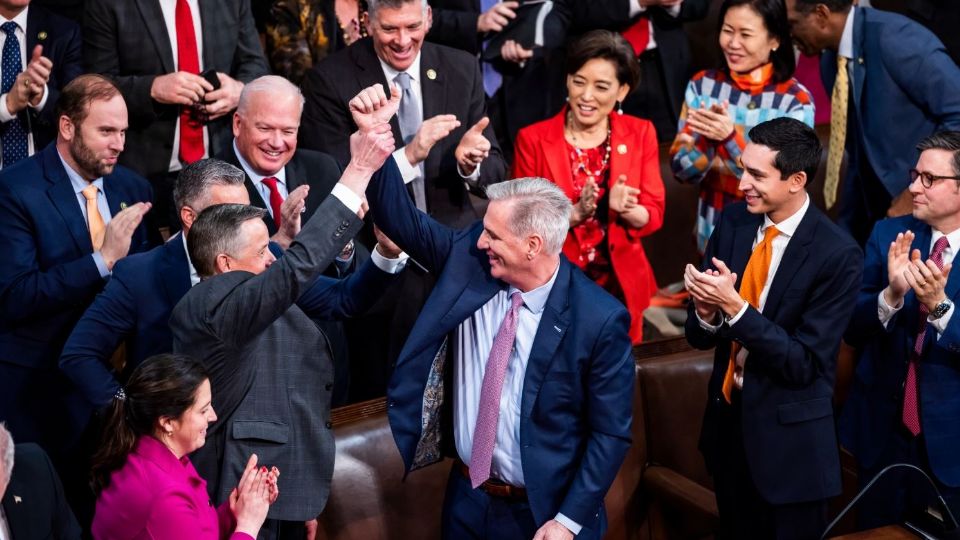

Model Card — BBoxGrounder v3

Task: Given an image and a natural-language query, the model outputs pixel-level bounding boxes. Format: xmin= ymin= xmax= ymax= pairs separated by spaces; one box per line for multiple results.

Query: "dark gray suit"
xmin=82 ymin=0 xmax=269 ymax=181
xmin=169 ymin=195 xmax=363 ymax=521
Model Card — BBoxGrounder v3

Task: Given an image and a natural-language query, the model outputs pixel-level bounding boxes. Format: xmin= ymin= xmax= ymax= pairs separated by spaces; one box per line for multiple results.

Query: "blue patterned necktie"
xmin=1 ymin=21 xmax=28 ymax=167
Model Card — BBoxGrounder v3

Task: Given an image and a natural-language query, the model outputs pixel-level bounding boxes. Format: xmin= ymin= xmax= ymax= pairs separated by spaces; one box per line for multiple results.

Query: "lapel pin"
xmin=553 ymin=325 xmax=561 ymax=333
xmin=13 ymin=495 xmax=21 ymax=504
xmin=857 ymin=57 xmax=864 ymax=65
xmin=426 ymin=68 xmax=437 ymax=80
xmin=37 ymin=31 xmax=47 ymax=41
xmin=120 ymin=202 xmax=128 ymax=210
xmin=617 ymin=144 xmax=627 ymax=155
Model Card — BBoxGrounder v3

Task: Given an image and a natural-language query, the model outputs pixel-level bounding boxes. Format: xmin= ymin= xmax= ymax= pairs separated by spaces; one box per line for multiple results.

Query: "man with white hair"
xmin=353 ymin=85 xmax=633 ymax=540
xmin=0 ymin=424 xmax=80 ymax=538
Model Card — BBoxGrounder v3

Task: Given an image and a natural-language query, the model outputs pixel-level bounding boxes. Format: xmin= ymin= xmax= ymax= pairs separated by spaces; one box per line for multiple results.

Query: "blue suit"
xmin=842 ymin=216 xmax=960 ymax=524
xmin=367 ymin=158 xmax=634 ymax=539
xmin=0 ymin=142 xmax=153 ymax=448
xmin=821 ymin=7 xmax=960 ymax=244
xmin=686 ymin=201 xmax=862 ymax=533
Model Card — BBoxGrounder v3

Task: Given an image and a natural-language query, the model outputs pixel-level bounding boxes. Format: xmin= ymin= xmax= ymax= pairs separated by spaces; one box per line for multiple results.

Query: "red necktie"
xmin=621 ymin=15 xmax=650 ymax=56
xmin=903 ymin=235 xmax=950 ymax=436
xmin=261 ymin=177 xmax=284 ymax=229
xmin=176 ymin=0 xmax=203 ymax=164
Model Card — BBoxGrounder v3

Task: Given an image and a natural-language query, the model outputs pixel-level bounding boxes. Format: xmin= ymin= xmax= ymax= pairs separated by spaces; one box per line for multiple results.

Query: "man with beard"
xmin=0 ymin=73 xmax=155 ymax=528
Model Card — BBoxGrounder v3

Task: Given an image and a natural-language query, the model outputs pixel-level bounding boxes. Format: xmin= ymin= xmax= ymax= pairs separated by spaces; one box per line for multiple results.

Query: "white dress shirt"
xmin=628 ymin=0 xmax=683 ymax=52
xmin=232 ymin=140 xmax=289 ymax=219
xmin=0 ymin=6 xmax=50 ymax=167
xmin=158 ymin=0 xmax=209 ymax=172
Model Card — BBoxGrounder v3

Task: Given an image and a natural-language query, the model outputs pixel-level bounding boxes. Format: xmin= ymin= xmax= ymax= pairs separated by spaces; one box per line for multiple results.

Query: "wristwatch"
xmin=930 ymin=298 xmax=953 ymax=320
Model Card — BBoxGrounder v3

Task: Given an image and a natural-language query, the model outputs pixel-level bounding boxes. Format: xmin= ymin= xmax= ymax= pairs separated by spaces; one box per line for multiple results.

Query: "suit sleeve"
xmin=147 ymin=487 xmax=251 ymax=540
xmin=557 ymin=308 xmax=634 ymax=526
xmin=844 ymin=221 xmax=896 ymax=346
xmin=0 ymin=182 xmax=103 ymax=323
xmin=726 ymin=240 xmax=864 ymax=386
xmin=684 ymin=215 xmax=724 ymax=350
xmin=35 ymin=22 xmax=83 ymax=129
xmin=295 ymin=256 xmax=398 ymax=319
xmin=299 ymin=67 xmax=354 ymax=165
xmin=60 ymin=263 xmax=137 ymax=409
xmin=427 ymin=7 xmax=480 ymax=54
xmin=34 ymin=445 xmax=82 ymax=539
xmin=367 ymin=157 xmax=457 ymax=275
xmin=228 ymin=0 xmax=270 ymax=82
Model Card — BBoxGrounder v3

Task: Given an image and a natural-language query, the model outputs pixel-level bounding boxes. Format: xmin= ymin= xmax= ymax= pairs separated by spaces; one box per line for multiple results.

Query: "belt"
xmin=457 ymin=460 xmax=527 ymax=501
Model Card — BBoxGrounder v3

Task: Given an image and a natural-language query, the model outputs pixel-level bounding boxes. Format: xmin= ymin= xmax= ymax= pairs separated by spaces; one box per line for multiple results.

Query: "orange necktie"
xmin=721 ymin=225 xmax=780 ymax=403
xmin=82 ymin=184 xmax=105 ymax=251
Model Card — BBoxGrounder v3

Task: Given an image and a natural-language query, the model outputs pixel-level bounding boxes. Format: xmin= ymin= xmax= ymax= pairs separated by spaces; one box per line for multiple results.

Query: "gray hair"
xmin=367 ymin=0 xmax=428 ymax=20
xmin=485 ymin=178 xmax=571 ymax=255
xmin=173 ymin=159 xmax=246 ymax=211
xmin=237 ymin=75 xmax=304 ymax=116
xmin=187 ymin=204 xmax=267 ymax=277
xmin=0 ymin=424 xmax=13 ymax=487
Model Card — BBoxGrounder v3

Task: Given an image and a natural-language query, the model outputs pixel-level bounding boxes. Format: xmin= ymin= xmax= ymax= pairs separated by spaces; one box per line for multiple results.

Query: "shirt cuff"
xmin=726 ymin=300 xmax=749 ymax=326
xmin=696 ymin=309 xmax=722 ymax=333
xmin=394 ymin=147 xmax=421 ymax=185
xmin=877 ymin=290 xmax=902 ymax=329
xmin=666 ymin=2 xmax=682 ymax=17
xmin=331 ymin=183 xmax=363 ymax=214
xmin=629 ymin=2 xmax=647 ymax=16
xmin=0 ymin=93 xmax=14 ymax=122
xmin=554 ymin=513 xmax=582 ymax=536
xmin=370 ymin=247 xmax=409 ymax=274
xmin=92 ymin=252 xmax=110 ymax=278
xmin=31 ymin=83 xmax=49 ymax=111
xmin=930 ymin=303 xmax=954 ymax=338
xmin=457 ymin=161 xmax=481 ymax=183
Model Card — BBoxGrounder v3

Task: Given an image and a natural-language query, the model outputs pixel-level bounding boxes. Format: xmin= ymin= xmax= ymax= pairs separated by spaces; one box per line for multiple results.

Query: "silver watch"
xmin=931 ymin=298 xmax=953 ymax=320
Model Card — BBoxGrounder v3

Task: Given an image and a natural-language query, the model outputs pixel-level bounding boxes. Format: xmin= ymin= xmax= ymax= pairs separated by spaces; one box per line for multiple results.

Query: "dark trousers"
xmin=622 ymin=49 xmax=677 ymax=143
xmin=712 ymin=393 xmax=829 ymax=540
xmin=855 ymin=429 xmax=960 ymax=531
xmin=441 ymin=467 xmax=538 ymax=540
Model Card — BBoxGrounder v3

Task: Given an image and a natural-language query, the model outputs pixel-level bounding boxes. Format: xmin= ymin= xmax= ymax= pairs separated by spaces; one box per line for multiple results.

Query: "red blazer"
xmin=512 ymin=110 xmax=665 ymax=343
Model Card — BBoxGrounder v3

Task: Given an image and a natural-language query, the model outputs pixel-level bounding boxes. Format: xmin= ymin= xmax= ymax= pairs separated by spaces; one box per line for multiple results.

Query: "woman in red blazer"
xmin=90 ymin=354 xmax=278 ymax=539
xmin=512 ymin=30 xmax=665 ymax=343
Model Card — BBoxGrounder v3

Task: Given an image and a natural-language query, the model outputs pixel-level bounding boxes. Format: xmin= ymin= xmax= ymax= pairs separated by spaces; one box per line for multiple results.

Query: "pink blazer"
xmin=93 ymin=436 xmax=252 ymax=540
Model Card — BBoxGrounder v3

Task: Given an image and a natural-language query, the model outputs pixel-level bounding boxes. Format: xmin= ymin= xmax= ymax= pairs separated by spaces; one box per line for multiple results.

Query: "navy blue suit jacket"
xmin=4 ymin=5 xmax=84 ymax=152
xmin=842 ymin=216 xmax=960 ymax=487
xmin=686 ymin=201 xmax=863 ymax=505
xmin=821 ymin=8 xmax=960 ymax=225
xmin=0 ymin=142 xmax=153 ymax=443
xmin=367 ymin=158 xmax=634 ymax=538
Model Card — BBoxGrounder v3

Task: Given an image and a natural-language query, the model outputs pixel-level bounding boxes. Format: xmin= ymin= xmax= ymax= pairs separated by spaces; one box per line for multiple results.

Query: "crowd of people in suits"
xmin=1 ymin=0 xmax=960 ymax=538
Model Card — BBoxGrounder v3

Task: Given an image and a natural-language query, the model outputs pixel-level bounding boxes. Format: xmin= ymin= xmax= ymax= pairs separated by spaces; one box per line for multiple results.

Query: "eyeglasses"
xmin=909 ymin=169 xmax=960 ymax=188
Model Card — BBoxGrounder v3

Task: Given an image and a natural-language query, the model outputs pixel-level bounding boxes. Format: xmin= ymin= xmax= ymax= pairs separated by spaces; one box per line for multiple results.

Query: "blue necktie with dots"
xmin=1 ymin=21 xmax=28 ymax=167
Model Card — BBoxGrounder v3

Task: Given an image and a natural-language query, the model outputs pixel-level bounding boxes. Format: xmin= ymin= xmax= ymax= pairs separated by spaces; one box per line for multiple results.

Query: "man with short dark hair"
xmin=842 ymin=131 xmax=960 ymax=528
xmin=785 ymin=0 xmax=960 ymax=245
xmin=684 ymin=117 xmax=862 ymax=539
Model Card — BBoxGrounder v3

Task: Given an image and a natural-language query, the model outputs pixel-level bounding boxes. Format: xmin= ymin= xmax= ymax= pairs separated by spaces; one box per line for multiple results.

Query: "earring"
xmin=616 ymin=100 xmax=624 ymax=115
xmin=565 ymin=96 xmax=570 ymax=102
xmin=527 ymin=252 xmax=534 ymax=260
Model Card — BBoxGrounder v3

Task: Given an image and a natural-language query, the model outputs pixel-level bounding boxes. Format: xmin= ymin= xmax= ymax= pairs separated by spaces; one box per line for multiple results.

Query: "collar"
xmin=232 ymin=140 xmax=287 ymax=186
xmin=58 ymin=149 xmax=105 ymax=196
xmin=134 ymin=435 xmax=192 ymax=477
xmin=1 ymin=7 xmax=29 ymax=32
xmin=838 ymin=7 xmax=856 ymax=60
xmin=762 ymin=193 xmax=810 ymax=239
xmin=179 ymin=232 xmax=200 ymax=286
xmin=508 ymin=262 xmax=561 ymax=315
xmin=931 ymin=226 xmax=960 ymax=254
xmin=378 ymin=52 xmax=423 ymax=86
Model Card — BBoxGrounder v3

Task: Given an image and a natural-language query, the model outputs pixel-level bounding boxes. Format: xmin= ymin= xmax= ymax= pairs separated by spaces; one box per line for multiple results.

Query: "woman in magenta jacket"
xmin=91 ymin=354 xmax=278 ymax=539
xmin=512 ymin=30 xmax=666 ymax=344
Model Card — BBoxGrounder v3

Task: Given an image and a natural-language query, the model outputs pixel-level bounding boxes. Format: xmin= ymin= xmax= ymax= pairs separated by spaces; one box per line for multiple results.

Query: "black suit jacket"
xmin=1 ymin=443 xmax=80 ymax=539
xmin=1 ymin=5 xmax=83 ymax=156
xmin=82 ymin=0 xmax=270 ymax=180
xmin=427 ymin=0 xmax=481 ymax=54
xmin=685 ymin=201 xmax=863 ymax=505
xmin=300 ymin=37 xmax=505 ymax=229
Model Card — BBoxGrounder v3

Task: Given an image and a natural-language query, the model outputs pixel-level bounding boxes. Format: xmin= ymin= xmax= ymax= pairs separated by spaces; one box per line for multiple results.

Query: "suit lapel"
xmin=104 ymin=173 xmax=132 ymax=217
xmin=43 ymin=146 xmax=92 ymax=253
xmin=160 ymin=232 xmax=193 ymax=306
xmin=25 ymin=7 xmax=41 ymax=60
xmin=541 ymin=112 xmax=572 ymax=194
xmin=851 ymin=7 xmax=866 ymax=111
xmin=419 ymin=44 xmax=446 ymax=128
xmin=729 ymin=212 xmax=763 ymax=290
xmin=352 ymin=40 xmax=403 ymax=143
xmin=2 ymin=487 xmax=27 ymax=538
xmin=135 ymin=0 xmax=175 ymax=73
xmin=762 ymin=207 xmax=816 ymax=319
xmin=520 ymin=261 xmax=571 ymax=418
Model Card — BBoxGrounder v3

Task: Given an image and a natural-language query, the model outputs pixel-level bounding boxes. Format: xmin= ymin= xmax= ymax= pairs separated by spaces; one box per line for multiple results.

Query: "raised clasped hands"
xmin=571 ymin=177 xmax=598 ymax=226
xmin=685 ymin=100 xmax=734 ymax=142
xmin=272 ymin=184 xmax=310 ymax=249
xmin=684 ymin=257 xmax=742 ymax=322
xmin=349 ymin=83 xmax=401 ymax=132
xmin=455 ymin=116 xmax=491 ymax=175
xmin=8 ymin=45 xmax=51 ymax=114
xmin=230 ymin=454 xmax=279 ymax=537
xmin=888 ymin=230 xmax=953 ymax=312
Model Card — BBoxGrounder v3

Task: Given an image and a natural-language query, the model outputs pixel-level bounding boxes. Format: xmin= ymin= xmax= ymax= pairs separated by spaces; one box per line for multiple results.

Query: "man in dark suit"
xmin=785 ymin=0 xmax=960 ymax=245
xmin=301 ymin=0 xmax=505 ymax=229
xmin=352 ymin=85 xmax=634 ymax=540
xmin=683 ymin=118 xmax=862 ymax=539
xmin=59 ymin=159 xmax=252 ymax=411
xmin=0 ymin=73 xmax=154 ymax=528
xmin=0 ymin=424 xmax=80 ymax=540
xmin=83 ymin=0 xmax=269 ymax=230
xmin=0 ymin=0 xmax=82 ymax=169
xmin=170 ymin=126 xmax=399 ymax=537
xmin=842 ymin=132 xmax=960 ymax=528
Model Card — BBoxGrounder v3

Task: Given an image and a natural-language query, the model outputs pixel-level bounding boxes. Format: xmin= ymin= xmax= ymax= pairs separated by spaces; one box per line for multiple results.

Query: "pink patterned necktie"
xmin=470 ymin=291 xmax=524 ymax=488
xmin=903 ymin=235 xmax=949 ymax=436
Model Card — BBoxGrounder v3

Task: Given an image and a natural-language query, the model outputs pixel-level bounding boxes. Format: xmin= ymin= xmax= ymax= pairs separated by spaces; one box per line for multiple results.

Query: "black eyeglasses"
xmin=909 ymin=169 xmax=960 ymax=188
